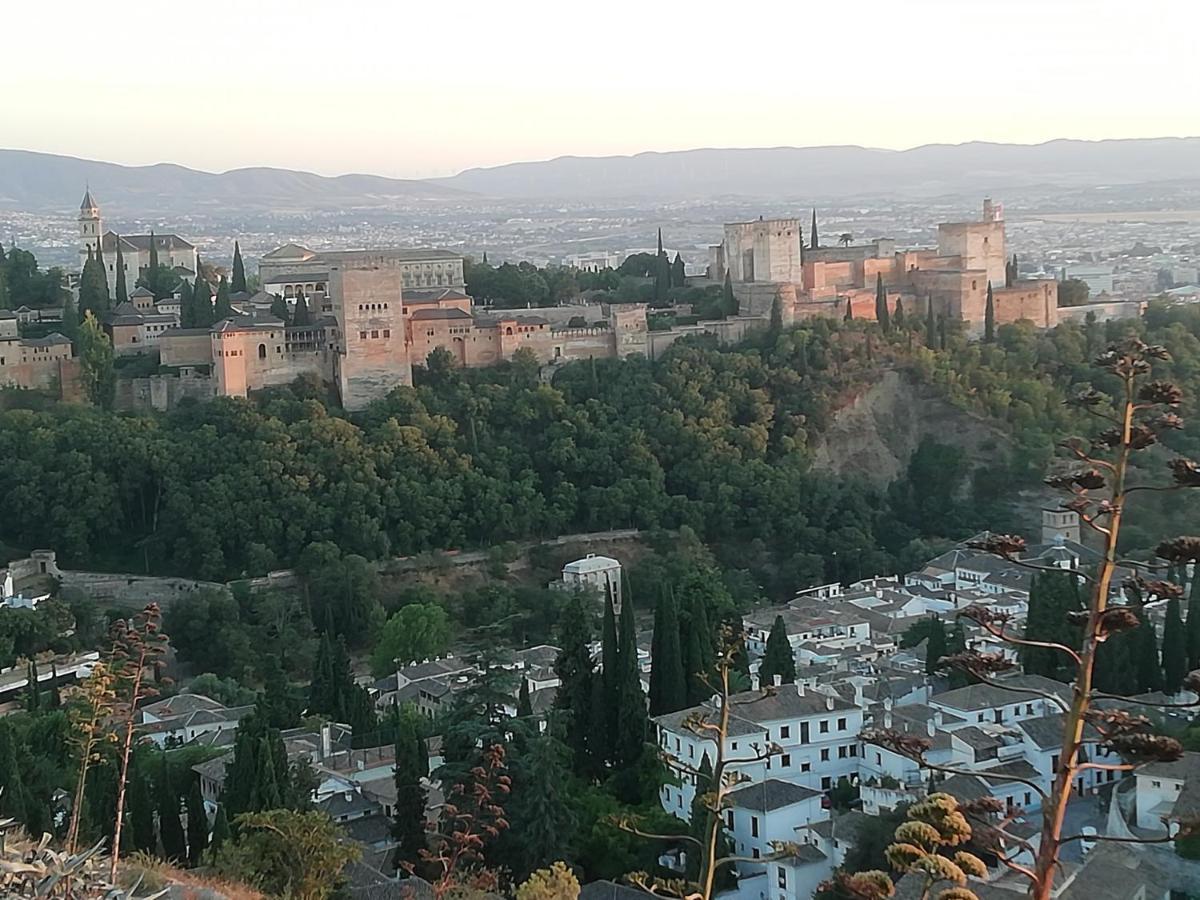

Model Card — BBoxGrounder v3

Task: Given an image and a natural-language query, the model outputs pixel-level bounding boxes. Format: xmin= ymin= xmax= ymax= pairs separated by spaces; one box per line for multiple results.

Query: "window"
xmin=751 ymin=816 xmax=759 ymax=838
xmin=821 ymin=777 xmax=832 ymax=790
xmin=820 ymin=749 xmax=829 ymax=762
xmin=383 ymin=330 xmax=390 ymax=338
xmin=838 ymin=746 xmax=847 ymax=759
xmin=1025 ymin=704 xmax=1034 ymax=714
xmin=849 ymin=744 xmax=857 ymax=757
xmin=752 ymin=849 xmax=760 ymax=860
xmin=726 ymin=811 xmax=734 ymax=829
xmin=820 ymin=720 xmax=829 ymax=734
xmin=837 ymin=717 xmax=847 ymax=730
xmin=1153 ymin=780 xmax=1162 ymax=788
xmin=371 ymin=330 xmax=379 ymax=338
xmin=1024 ymin=792 xmax=1032 ymax=806
xmin=764 ymin=729 xmax=771 ymax=741
xmin=800 ymin=722 xmax=809 ymax=744
xmin=875 ymin=752 xmax=882 ymax=765
xmin=781 ymin=754 xmax=791 ymax=767
xmin=801 ymin=762 xmax=811 ymax=773
xmin=778 ymin=868 xmax=787 ymax=889
xmin=359 ymin=331 xmax=367 ymax=339
xmin=731 ymin=741 xmax=739 ymax=751
xmin=258 ymin=343 xmax=266 ymax=359
xmin=780 ymin=726 xmax=791 ymax=739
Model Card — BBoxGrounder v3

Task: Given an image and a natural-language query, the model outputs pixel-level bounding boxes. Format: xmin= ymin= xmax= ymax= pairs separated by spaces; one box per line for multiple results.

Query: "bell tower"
xmin=78 ymin=188 xmax=102 ymax=256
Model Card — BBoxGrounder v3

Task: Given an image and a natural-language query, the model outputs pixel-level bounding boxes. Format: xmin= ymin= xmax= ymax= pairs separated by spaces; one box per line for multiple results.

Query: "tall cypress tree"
xmin=671 ymin=252 xmax=686 ymax=290
xmin=270 ymin=293 xmax=291 ymax=324
xmin=1135 ymin=603 xmax=1164 ymax=694
xmin=157 ymin=755 xmax=187 ymax=862
xmin=654 ymin=229 xmax=670 ymax=304
xmin=984 ymin=281 xmax=996 ymax=343
xmin=926 ymin=295 xmax=936 ymax=344
xmin=128 ymin=766 xmax=157 ymax=854
xmin=1186 ymin=575 xmax=1200 ymax=671
xmin=876 ymin=274 xmax=891 ymax=332
xmin=938 ymin=315 xmax=947 ymax=351
xmin=894 ymin=297 xmax=905 ymax=328
xmin=148 ymin=230 xmax=159 ymax=276
xmin=193 ymin=275 xmax=214 ymax=326
xmin=231 ymin=241 xmax=247 ymax=294
xmin=810 ymin=209 xmax=819 ymax=249
xmin=114 ymin=237 xmax=128 ymax=305
xmin=1162 ymin=596 xmax=1188 ymax=694
xmin=391 ymin=716 xmax=428 ymax=870
xmin=79 ymin=245 xmax=109 ymax=320
xmin=614 ymin=592 xmax=647 ymax=768
xmin=769 ymin=293 xmax=783 ymax=336
xmin=516 ymin=678 xmax=533 ymax=718
xmin=722 ymin=269 xmax=736 ymax=318
xmin=601 ymin=583 xmax=619 ymax=754
xmin=0 ymin=723 xmax=28 ymax=828
xmin=185 ymin=775 xmax=209 ymax=866
xmin=759 ymin=615 xmax=796 ymax=685
xmin=650 ymin=591 xmax=686 ymax=714
xmin=292 ymin=289 xmax=312 ymax=326
xmin=209 ymin=805 xmax=230 ymax=853
xmin=684 ymin=595 xmax=715 ymax=706
xmin=843 ymin=297 xmax=853 ymax=322
xmin=553 ymin=604 xmax=596 ymax=776
xmin=925 ymin=618 xmax=948 ymax=675
xmin=214 ymin=276 xmax=234 ymax=321
xmin=24 ymin=660 xmax=39 ymax=712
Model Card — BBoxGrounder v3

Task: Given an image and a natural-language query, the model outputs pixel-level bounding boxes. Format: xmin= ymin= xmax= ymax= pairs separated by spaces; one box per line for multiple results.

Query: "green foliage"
xmin=308 ymin=632 xmax=376 ymax=734
xmin=759 ymin=615 xmax=796 ymax=685
xmin=157 ymin=754 xmax=187 ymax=861
xmin=300 ymin=543 xmax=383 ymax=648
xmin=391 ymin=712 xmax=428 ymax=870
xmin=214 ymin=276 xmax=234 ymax=321
xmin=1187 ymin=575 xmax=1200 ymax=671
xmin=220 ymin=712 xmax=311 ymax=820
xmin=614 ymin=591 xmax=647 ymax=771
xmin=1021 ymin=572 xmax=1082 ymax=681
xmin=370 ymin=602 xmax=451 ymax=677
xmin=231 ymin=242 xmax=248 ymax=294
xmin=78 ymin=246 xmax=110 ymax=320
xmin=984 ymin=281 xmax=996 ymax=343
xmin=1058 ymin=278 xmax=1090 ymax=307
xmin=1162 ymin=596 xmax=1188 ymax=694
xmin=78 ymin=312 xmax=115 ymax=408
xmin=649 ymin=591 xmax=687 ymax=714
xmin=185 ymin=774 xmax=209 ymax=865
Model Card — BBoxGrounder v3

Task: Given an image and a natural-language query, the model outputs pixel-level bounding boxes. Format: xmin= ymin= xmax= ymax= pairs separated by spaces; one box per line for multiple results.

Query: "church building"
xmin=78 ymin=190 xmax=198 ymax=298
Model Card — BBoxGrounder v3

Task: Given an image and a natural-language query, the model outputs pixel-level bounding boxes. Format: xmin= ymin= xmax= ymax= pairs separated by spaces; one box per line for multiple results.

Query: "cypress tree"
xmin=810 ymin=209 xmax=819 ymax=249
xmin=128 ymin=766 xmax=157 ymax=854
xmin=391 ymin=717 xmax=428 ymax=870
xmin=1186 ymin=574 xmax=1200 ymax=670
xmin=157 ymin=756 xmax=187 ymax=862
xmin=214 ymin=276 xmax=234 ymax=321
xmin=759 ymin=615 xmax=796 ymax=685
xmin=894 ymin=297 xmax=905 ymax=328
xmin=270 ymin=293 xmax=291 ymax=324
xmin=614 ymin=592 xmax=647 ymax=768
xmin=938 ymin=314 xmax=947 ymax=351
xmin=984 ymin=281 xmax=996 ymax=343
xmin=1135 ymin=605 xmax=1164 ymax=694
xmin=0 ymin=723 xmax=28 ymax=828
xmin=148 ymin=230 xmax=159 ymax=276
xmin=185 ymin=775 xmax=209 ymax=866
xmin=843 ymin=297 xmax=853 ymax=321
xmin=309 ymin=631 xmax=336 ymax=715
xmin=114 ymin=238 xmax=128 ymax=305
xmin=292 ymin=289 xmax=312 ymax=326
xmin=685 ymin=595 xmax=715 ymax=706
xmin=722 ymin=270 xmax=736 ymax=317
xmin=654 ymin=229 xmax=670 ymax=304
xmin=671 ymin=252 xmax=685 ymax=289
xmin=553 ymin=605 xmax=596 ymax=775
xmin=688 ymin=753 xmax=736 ymax=889
xmin=926 ymin=296 xmax=936 ymax=344
xmin=1094 ymin=617 xmax=1137 ymax=695
xmin=24 ymin=660 xmax=39 ymax=712
xmin=209 ymin=805 xmax=230 ymax=853
xmin=517 ymin=677 xmax=533 ymax=718
xmin=875 ymin=274 xmax=890 ymax=332
xmin=769 ymin=293 xmax=783 ymax=336
xmin=601 ymin=583 xmax=619 ymax=750
xmin=79 ymin=245 xmax=109 ymax=320
xmin=1163 ymin=596 xmax=1188 ymax=694
xmin=925 ymin=617 xmax=947 ymax=675
xmin=231 ymin=241 xmax=247 ymax=294
xmin=650 ymin=591 xmax=686 ymax=714
xmin=193 ymin=275 xmax=214 ymax=327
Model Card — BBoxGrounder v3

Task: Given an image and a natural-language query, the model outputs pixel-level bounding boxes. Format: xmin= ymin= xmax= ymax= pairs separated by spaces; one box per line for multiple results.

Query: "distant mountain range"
xmin=2 ymin=138 xmax=1199 ymax=214
xmin=434 ymin=138 xmax=1200 ymax=200
xmin=0 ymin=149 xmax=466 ymax=215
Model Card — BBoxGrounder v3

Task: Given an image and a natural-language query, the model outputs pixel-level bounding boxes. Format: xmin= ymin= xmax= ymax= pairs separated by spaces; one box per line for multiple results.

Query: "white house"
xmin=725 ymin=779 xmax=825 ymax=873
xmin=561 ymin=554 xmax=623 ymax=607
xmin=1134 ymin=752 xmax=1200 ymax=833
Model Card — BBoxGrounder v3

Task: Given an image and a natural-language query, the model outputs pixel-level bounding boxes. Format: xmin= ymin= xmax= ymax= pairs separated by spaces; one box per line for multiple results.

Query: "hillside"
xmin=434 ymin=137 xmax=1200 ymax=199
xmin=0 ymin=149 xmax=467 ymax=215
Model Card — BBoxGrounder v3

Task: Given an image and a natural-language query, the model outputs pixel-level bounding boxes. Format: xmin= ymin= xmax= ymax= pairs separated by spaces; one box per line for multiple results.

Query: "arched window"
xmin=506 ymin=327 xmax=513 ymax=335
xmin=258 ymin=343 xmax=267 ymax=359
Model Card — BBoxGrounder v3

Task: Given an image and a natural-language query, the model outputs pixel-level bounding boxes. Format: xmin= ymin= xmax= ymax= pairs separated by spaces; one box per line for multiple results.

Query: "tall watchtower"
xmin=78 ymin=188 xmax=102 ymax=254
xmin=1042 ymin=507 xmax=1081 ymax=545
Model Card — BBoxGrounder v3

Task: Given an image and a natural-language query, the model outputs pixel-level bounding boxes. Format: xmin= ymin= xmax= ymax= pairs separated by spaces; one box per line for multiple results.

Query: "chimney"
xmin=321 ymin=723 xmax=332 ymax=760
xmin=884 ymin=711 xmax=893 ymax=728
xmin=773 ymin=674 xmax=782 ymax=688
xmin=927 ymin=719 xmax=936 ymax=737
xmin=825 ymin=695 xmax=834 ymax=711
xmin=795 ymin=682 xmax=805 ymax=697
xmin=933 ymin=709 xmax=943 ymax=726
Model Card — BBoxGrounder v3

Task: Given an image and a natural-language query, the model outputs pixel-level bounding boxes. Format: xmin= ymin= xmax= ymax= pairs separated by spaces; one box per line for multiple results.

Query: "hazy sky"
xmin=8 ymin=0 xmax=1198 ymax=179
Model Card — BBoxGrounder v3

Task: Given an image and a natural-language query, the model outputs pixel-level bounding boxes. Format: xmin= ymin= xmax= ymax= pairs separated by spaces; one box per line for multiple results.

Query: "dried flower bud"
xmin=958 ymin=796 xmax=1006 ymax=817
xmin=1085 ymin=708 xmax=1151 ymax=738
xmin=1170 ymin=458 xmax=1200 ymax=488
xmin=958 ymin=605 xmax=1011 ymax=628
xmin=938 ymin=651 xmax=1015 ymax=677
xmin=953 ymin=851 xmax=988 ymax=879
xmin=1144 ymin=344 xmax=1172 ymax=361
xmin=965 ymin=534 xmax=1027 ymax=558
xmin=1096 ymin=607 xmax=1140 ymax=640
xmin=1066 ymin=387 xmax=1107 ymax=408
xmin=1106 ymin=733 xmax=1184 ymax=764
xmin=863 ymin=728 xmax=932 ymax=759
xmin=1157 ymin=537 xmax=1200 ymax=563
xmin=1143 ymin=580 xmax=1184 ymax=600
xmin=1151 ymin=412 xmax=1185 ymax=431
xmin=1184 ymin=671 xmax=1200 ymax=695
xmin=1139 ymin=381 xmax=1184 ymax=406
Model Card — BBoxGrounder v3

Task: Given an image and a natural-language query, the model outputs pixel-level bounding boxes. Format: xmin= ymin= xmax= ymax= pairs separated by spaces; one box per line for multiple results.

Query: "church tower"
xmin=78 ymin=188 xmax=102 ymax=255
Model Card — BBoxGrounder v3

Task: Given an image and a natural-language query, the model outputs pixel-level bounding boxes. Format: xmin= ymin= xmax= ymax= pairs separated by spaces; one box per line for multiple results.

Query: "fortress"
xmin=160 ymin=241 xmax=648 ymax=410
xmin=709 ymin=199 xmax=1058 ymax=333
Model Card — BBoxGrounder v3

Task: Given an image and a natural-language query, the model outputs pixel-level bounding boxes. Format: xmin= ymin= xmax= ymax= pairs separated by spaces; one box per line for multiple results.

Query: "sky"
xmin=7 ymin=0 xmax=1199 ymax=179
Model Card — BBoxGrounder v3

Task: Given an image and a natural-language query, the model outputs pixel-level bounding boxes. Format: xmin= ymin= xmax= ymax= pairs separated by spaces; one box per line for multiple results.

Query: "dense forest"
xmin=2 ymin=302 xmax=1199 ymax=590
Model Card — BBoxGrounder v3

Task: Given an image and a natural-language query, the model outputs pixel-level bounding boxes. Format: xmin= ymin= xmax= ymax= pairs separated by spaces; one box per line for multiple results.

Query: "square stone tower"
xmin=332 ymin=267 xmax=410 ymax=410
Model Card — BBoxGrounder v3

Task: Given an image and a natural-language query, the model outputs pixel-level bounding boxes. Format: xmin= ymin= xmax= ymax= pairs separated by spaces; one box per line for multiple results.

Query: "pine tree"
xmin=214 ymin=276 xmax=234 ymax=321
xmin=114 ymin=238 xmax=128 ymax=305
xmin=517 ymin=678 xmax=533 ymax=718
xmin=157 ymin=756 xmax=186 ymax=862
xmin=1187 ymin=574 xmax=1200 ymax=670
xmin=292 ymin=289 xmax=312 ymax=326
xmin=231 ymin=241 xmax=247 ymax=294
xmin=614 ymin=591 xmax=647 ymax=769
xmin=984 ymin=281 xmax=996 ymax=343
xmin=185 ymin=775 xmax=209 ymax=866
xmin=1162 ymin=596 xmax=1188 ymax=694
xmin=128 ymin=766 xmax=157 ymax=854
xmin=391 ymin=716 xmax=428 ymax=870
xmin=925 ymin=617 xmax=947 ymax=675
xmin=810 ymin=209 xmax=819 ymax=249
xmin=209 ymin=805 xmax=230 ymax=853
xmin=875 ymin=274 xmax=890 ymax=332
xmin=759 ymin=615 xmax=796 ymax=685
xmin=671 ymin=252 xmax=685 ymax=289
xmin=650 ymin=591 xmax=686 ymax=714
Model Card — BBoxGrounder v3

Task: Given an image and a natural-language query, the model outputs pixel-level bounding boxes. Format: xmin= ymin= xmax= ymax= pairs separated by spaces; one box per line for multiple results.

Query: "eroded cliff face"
xmin=809 ymin=370 xmax=1010 ymax=485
